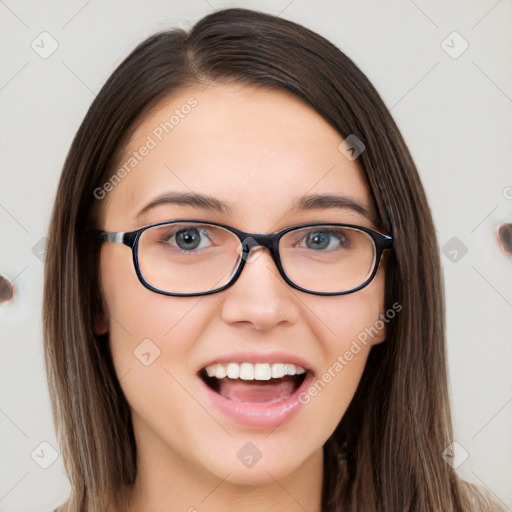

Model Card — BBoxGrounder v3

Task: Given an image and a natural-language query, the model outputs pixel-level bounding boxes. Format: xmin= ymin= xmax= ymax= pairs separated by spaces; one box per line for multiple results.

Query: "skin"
xmin=95 ymin=83 xmax=388 ymax=512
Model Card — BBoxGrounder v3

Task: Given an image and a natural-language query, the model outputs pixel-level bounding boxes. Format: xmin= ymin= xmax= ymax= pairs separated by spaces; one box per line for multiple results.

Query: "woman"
xmin=43 ymin=7 xmax=501 ymax=511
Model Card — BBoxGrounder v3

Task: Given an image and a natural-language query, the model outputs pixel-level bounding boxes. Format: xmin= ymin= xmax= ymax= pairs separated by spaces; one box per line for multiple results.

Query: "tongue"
xmin=218 ymin=376 xmax=298 ymax=403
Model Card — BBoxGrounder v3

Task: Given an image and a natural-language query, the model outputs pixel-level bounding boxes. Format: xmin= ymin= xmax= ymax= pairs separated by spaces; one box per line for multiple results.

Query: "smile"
xmin=206 ymin=361 xmax=306 ymax=380
xmin=198 ymin=359 xmax=314 ymax=428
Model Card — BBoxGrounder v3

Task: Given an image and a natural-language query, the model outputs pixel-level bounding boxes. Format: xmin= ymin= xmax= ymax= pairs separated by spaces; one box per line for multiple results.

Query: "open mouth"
xmin=199 ymin=362 xmax=309 ymax=404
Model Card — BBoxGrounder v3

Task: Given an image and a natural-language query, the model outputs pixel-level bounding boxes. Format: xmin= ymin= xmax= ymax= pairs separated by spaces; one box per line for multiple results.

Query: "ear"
xmin=94 ymin=309 xmax=109 ymax=336
xmin=93 ymin=294 xmax=109 ymax=336
xmin=370 ymin=297 xmax=403 ymax=347
xmin=369 ymin=320 xmax=387 ymax=346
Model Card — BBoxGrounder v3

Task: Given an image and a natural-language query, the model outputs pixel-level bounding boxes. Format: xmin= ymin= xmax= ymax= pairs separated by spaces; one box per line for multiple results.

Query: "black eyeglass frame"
xmin=91 ymin=220 xmax=393 ymax=297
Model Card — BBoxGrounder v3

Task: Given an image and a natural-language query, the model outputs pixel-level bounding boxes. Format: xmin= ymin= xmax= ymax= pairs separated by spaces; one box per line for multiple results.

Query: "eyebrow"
xmin=135 ymin=191 xmax=375 ymax=223
xmin=135 ymin=192 xmax=232 ymax=222
xmin=295 ymin=193 xmax=372 ymax=218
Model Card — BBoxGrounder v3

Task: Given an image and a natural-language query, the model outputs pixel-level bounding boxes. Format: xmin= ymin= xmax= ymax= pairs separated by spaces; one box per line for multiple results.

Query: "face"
xmin=96 ymin=83 xmax=387 ymax=487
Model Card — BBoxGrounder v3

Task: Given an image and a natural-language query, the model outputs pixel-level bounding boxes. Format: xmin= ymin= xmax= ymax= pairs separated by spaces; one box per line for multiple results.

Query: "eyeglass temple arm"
xmin=91 ymin=230 xmax=126 ymax=244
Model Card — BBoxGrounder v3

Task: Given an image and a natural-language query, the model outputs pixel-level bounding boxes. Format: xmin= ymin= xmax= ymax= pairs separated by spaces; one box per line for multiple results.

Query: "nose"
xmin=219 ymin=246 xmax=300 ymax=331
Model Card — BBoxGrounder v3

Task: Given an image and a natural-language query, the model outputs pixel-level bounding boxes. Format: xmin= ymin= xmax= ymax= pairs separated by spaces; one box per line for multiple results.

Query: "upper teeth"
xmin=205 ymin=362 xmax=306 ymax=381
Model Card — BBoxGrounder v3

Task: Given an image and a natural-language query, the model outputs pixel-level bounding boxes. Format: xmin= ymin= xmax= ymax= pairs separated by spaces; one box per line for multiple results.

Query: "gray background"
xmin=0 ymin=1 xmax=511 ymax=511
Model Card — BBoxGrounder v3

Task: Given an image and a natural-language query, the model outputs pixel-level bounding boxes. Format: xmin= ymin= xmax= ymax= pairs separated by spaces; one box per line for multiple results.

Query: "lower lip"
xmin=200 ymin=372 xmax=314 ymax=429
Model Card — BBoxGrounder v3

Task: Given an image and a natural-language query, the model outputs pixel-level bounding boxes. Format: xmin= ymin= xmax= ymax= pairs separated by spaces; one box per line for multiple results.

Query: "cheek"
xmin=99 ymin=253 xmax=232 ymax=469
xmin=100 ymin=257 xmax=219 ymax=447
xmin=100 ymin=244 xmax=208 ymax=350
xmin=296 ymin=272 xmax=387 ymax=433
xmin=105 ymin=291 xmax=212 ymax=390
xmin=313 ymin=270 xmax=387 ymax=352
xmin=99 ymin=246 xmax=212 ymax=401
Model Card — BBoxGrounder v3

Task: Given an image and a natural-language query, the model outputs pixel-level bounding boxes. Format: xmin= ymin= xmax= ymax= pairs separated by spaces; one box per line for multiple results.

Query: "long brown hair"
xmin=43 ymin=8 xmax=501 ymax=511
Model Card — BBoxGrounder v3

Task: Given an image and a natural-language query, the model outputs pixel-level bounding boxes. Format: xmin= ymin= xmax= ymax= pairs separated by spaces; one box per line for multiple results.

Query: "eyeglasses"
xmin=91 ymin=220 xmax=392 ymax=297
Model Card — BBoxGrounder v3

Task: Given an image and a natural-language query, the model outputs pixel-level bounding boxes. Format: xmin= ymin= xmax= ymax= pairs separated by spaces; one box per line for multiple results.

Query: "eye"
xmin=302 ymin=229 xmax=349 ymax=250
xmin=167 ymin=227 xmax=212 ymax=251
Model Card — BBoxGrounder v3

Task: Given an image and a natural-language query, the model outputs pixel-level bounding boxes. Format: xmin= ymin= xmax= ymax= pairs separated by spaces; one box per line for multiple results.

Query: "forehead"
xmin=101 ymin=83 xmax=373 ymax=230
